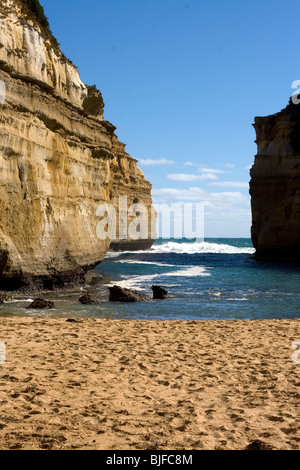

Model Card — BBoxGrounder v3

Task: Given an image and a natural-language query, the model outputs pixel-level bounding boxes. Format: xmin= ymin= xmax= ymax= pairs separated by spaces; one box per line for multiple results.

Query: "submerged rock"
xmin=78 ymin=294 xmax=98 ymax=305
xmin=29 ymin=298 xmax=55 ymax=309
xmin=152 ymin=285 xmax=169 ymax=299
xmin=0 ymin=292 xmax=13 ymax=304
xmin=108 ymin=286 xmax=149 ymax=303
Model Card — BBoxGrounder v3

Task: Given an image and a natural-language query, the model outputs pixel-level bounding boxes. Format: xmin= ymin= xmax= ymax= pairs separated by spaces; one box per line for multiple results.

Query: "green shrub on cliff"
xmin=20 ymin=0 xmax=60 ymax=50
xmin=20 ymin=0 xmax=50 ymax=30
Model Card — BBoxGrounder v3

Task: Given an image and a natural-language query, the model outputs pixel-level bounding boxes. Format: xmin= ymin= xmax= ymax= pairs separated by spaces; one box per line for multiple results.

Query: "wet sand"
xmin=0 ymin=317 xmax=299 ymax=450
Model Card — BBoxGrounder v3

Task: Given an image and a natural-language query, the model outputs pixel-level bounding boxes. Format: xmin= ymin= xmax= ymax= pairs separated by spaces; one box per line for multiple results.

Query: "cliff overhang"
xmin=0 ymin=0 xmax=156 ymax=290
xmin=250 ymin=99 xmax=300 ymax=261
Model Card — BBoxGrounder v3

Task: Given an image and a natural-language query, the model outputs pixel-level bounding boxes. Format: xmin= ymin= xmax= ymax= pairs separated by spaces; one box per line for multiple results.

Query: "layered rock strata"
xmin=0 ymin=0 xmax=155 ymax=290
xmin=250 ymin=100 xmax=300 ymax=260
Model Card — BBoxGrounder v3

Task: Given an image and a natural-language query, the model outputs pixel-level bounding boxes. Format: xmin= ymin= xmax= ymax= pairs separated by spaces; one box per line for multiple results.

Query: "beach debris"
xmin=245 ymin=440 xmax=274 ymax=450
xmin=1 ymin=375 xmax=18 ymax=382
xmin=152 ymin=285 xmax=169 ymax=300
xmin=78 ymin=294 xmax=98 ymax=305
xmin=0 ymin=292 xmax=13 ymax=304
xmin=66 ymin=319 xmax=79 ymax=323
xmin=28 ymin=298 xmax=55 ymax=309
xmin=108 ymin=285 xmax=149 ymax=302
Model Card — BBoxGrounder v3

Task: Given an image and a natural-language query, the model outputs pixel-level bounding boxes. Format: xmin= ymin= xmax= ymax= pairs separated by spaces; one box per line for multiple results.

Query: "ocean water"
xmin=2 ymin=238 xmax=300 ymax=321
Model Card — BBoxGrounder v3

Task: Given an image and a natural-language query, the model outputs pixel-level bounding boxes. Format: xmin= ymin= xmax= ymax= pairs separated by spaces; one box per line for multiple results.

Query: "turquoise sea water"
xmin=1 ymin=238 xmax=300 ymax=321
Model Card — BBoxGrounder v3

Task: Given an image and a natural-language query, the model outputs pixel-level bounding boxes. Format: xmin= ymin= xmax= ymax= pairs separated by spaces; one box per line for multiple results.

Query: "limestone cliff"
xmin=250 ymin=100 xmax=300 ymax=260
xmin=0 ymin=0 xmax=155 ymax=290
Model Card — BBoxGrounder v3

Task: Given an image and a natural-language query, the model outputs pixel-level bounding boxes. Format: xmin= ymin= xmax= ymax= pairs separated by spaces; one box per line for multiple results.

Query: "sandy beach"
xmin=0 ymin=317 xmax=299 ymax=450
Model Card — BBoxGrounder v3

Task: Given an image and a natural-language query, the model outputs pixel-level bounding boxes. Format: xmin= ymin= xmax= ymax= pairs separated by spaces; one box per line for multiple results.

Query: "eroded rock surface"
xmin=250 ymin=99 xmax=300 ymax=260
xmin=78 ymin=294 xmax=98 ymax=305
xmin=0 ymin=0 xmax=155 ymax=290
xmin=29 ymin=298 xmax=54 ymax=309
xmin=152 ymin=285 xmax=169 ymax=300
xmin=108 ymin=285 xmax=149 ymax=303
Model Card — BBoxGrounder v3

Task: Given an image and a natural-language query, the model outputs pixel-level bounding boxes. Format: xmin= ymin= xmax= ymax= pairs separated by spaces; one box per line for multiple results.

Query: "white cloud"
xmin=207 ymin=181 xmax=249 ymax=188
xmin=152 ymin=187 xmax=206 ymax=201
xmin=167 ymin=173 xmax=219 ymax=182
xmin=183 ymin=162 xmax=226 ymax=173
xmin=152 ymin=187 xmax=248 ymax=205
xmin=183 ymin=161 xmax=199 ymax=167
xmin=245 ymin=164 xmax=253 ymax=170
xmin=225 ymin=163 xmax=236 ymax=168
xmin=167 ymin=166 xmax=226 ymax=182
xmin=139 ymin=158 xmax=175 ymax=166
xmin=152 ymin=187 xmax=251 ymax=237
xmin=199 ymin=168 xmax=225 ymax=174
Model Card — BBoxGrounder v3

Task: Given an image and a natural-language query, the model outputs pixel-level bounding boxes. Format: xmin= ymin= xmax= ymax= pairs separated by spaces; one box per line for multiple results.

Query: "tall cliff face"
xmin=0 ymin=0 xmax=155 ymax=289
xmin=250 ymin=100 xmax=300 ymax=260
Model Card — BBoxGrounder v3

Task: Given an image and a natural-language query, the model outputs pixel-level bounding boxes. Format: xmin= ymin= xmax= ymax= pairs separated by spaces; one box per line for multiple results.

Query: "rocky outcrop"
xmin=108 ymin=286 xmax=149 ymax=302
xmin=78 ymin=294 xmax=98 ymax=305
xmin=250 ymin=99 xmax=300 ymax=260
xmin=0 ymin=292 xmax=13 ymax=303
xmin=29 ymin=298 xmax=54 ymax=309
xmin=152 ymin=285 xmax=169 ymax=299
xmin=0 ymin=0 xmax=155 ymax=290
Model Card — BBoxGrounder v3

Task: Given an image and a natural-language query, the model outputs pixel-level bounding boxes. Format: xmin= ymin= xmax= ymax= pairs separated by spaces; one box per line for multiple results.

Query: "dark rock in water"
xmin=109 ymin=285 xmax=149 ymax=303
xmin=0 ymin=292 xmax=13 ymax=304
xmin=29 ymin=298 xmax=55 ymax=309
xmin=152 ymin=285 xmax=169 ymax=300
xmin=78 ymin=294 xmax=98 ymax=305
xmin=109 ymin=238 xmax=156 ymax=252
xmin=245 ymin=440 xmax=273 ymax=451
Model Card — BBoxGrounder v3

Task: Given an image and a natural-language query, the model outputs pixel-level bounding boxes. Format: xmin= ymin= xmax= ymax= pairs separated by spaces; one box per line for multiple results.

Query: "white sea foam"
xmin=227 ymin=298 xmax=248 ymax=301
xmin=108 ymin=273 xmax=161 ymax=291
xmin=167 ymin=266 xmax=211 ymax=277
xmin=152 ymin=241 xmax=255 ymax=255
xmin=10 ymin=299 xmax=34 ymax=303
xmin=106 ymin=241 xmax=254 ymax=256
xmin=106 ymin=265 xmax=211 ymax=291
xmin=104 ymin=251 xmax=124 ymax=259
xmin=115 ymin=260 xmax=176 ymax=267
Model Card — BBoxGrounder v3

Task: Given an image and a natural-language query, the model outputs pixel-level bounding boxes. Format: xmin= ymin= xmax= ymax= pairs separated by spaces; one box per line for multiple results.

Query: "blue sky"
xmin=42 ymin=0 xmax=299 ymax=237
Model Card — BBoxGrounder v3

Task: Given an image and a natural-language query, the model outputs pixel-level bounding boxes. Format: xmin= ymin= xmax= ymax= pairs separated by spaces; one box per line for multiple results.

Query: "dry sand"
xmin=0 ymin=317 xmax=299 ymax=450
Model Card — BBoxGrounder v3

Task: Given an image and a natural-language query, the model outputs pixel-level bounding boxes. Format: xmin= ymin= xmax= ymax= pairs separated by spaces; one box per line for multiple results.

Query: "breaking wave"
xmin=151 ymin=241 xmax=255 ymax=255
xmin=107 ymin=265 xmax=211 ymax=291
